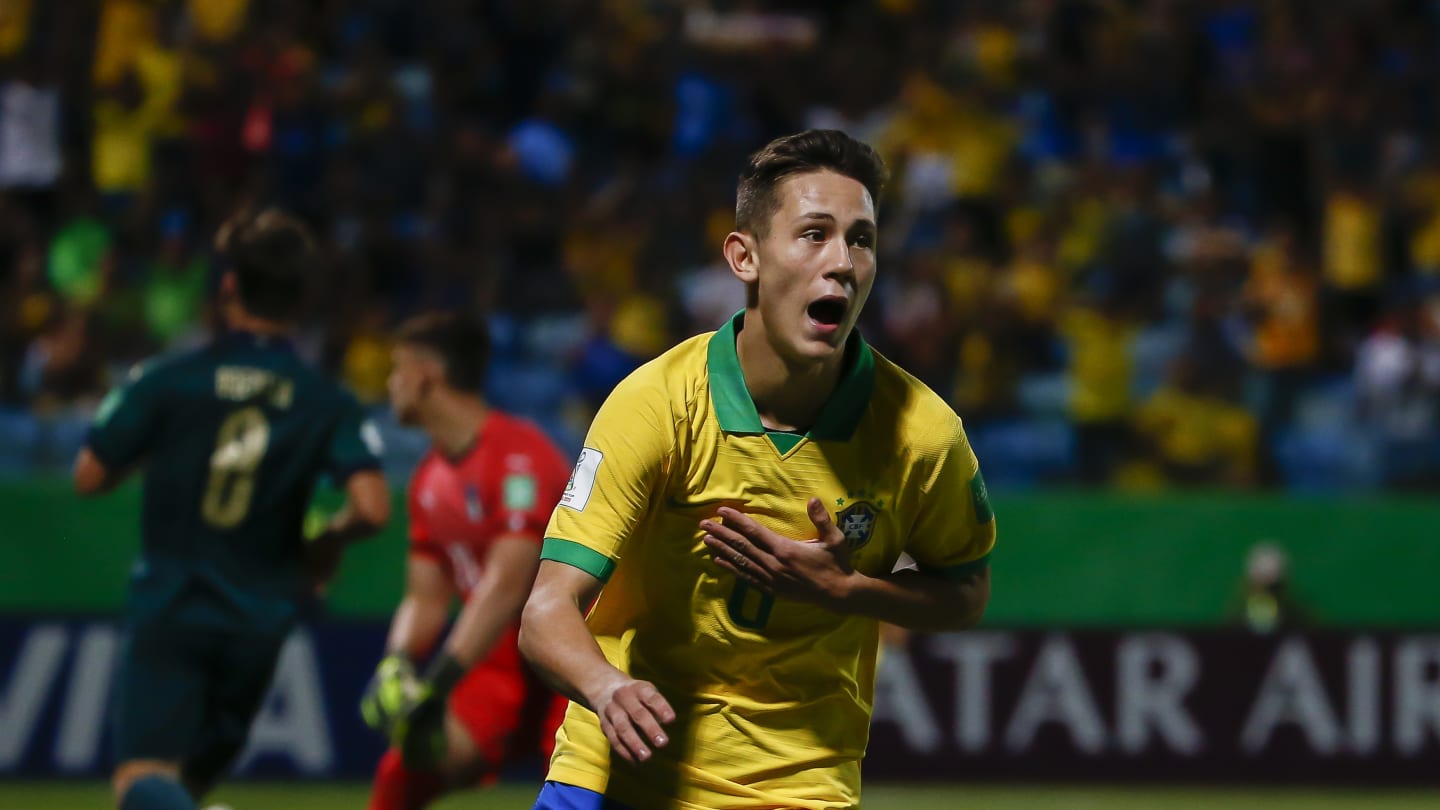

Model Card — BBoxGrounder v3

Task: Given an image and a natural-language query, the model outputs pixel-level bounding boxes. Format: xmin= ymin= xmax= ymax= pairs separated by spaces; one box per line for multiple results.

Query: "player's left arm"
xmin=703 ymin=419 xmax=994 ymax=632
xmin=74 ymin=364 xmax=165 ymax=496
xmin=425 ymin=459 xmax=556 ymax=688
xmin=306 ymin=393 xmax=390 ymax=583
xmin=830 ymin=557 xmax=990 ymax=632
xmin=703 ymin=498 xmax=990 ymax=632
xmin=394 ymin=461 xmax=555 ymax=768
xmin=439 ymin=533 xmax=541 ymax=670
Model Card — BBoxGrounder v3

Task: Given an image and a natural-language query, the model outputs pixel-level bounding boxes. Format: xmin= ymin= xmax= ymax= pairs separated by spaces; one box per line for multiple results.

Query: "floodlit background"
xmin=3 ymin=0 xmax=1440 ymax=807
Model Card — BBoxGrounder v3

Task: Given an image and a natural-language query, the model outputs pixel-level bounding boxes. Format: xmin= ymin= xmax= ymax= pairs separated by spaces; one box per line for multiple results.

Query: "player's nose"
xmin=822 ymin=240 xmax=855 ymax=284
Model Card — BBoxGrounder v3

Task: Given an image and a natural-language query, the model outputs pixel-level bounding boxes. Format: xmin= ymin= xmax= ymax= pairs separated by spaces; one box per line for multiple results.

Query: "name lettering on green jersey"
xmin=216 ymin=366 xmax=294 ymax=409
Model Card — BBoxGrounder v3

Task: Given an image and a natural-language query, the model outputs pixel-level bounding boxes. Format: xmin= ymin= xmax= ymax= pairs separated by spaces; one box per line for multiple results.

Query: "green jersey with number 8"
xmin=88 ymin=331 xmax=382 ymax=633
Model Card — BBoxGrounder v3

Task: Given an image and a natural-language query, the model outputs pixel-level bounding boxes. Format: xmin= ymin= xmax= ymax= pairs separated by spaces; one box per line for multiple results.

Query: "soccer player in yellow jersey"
xmin=520 ymin=130 xmax=995 ymax=810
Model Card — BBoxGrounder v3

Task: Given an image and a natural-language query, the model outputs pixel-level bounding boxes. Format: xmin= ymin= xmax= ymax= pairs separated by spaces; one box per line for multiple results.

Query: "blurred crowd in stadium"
xmin=1 ymin=0 xmax=1439 ymax=491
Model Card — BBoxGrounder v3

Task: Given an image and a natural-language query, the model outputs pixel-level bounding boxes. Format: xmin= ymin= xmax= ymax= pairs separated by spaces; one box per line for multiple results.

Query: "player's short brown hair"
xmin=215 ymin=208 xmax=316 ymax=323
xmin=395 ymin=311 xmax=491 ymax=393
xmin=734 ymin=129 xmax=887 ymax=238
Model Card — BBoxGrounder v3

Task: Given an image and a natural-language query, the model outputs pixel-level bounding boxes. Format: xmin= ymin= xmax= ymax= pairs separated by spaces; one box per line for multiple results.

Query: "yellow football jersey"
xmin=541 ymin=311 xmax=995 ymax=809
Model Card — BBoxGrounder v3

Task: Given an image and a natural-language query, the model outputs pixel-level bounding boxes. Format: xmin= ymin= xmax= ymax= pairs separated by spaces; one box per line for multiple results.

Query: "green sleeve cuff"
xmin=918 ymin=554 xmax=989 ymax=581
xmin=541 ymin=538 xmax=617 ymax=583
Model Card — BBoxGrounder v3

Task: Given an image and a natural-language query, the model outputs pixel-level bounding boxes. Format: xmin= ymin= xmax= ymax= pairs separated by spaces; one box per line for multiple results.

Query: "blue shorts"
xmin=533 ymin=781 xmax=634 ymax=810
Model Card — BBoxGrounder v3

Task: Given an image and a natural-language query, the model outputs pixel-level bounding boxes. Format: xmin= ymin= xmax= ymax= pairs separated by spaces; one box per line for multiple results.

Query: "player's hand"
xmin=392 ymin=689 xmax=448 ymax=769
xmin=360 ymin=654 xmax=421 ymax=736
xmin=591 ymin=677 xmax=674 ymax=764
xmin=392 ymin=652 xmax=466 ymax=769
xmin=303 ymin=532 xmax=346 ymax=591
xmin=701 ymin=498 xmax=856 ymax=606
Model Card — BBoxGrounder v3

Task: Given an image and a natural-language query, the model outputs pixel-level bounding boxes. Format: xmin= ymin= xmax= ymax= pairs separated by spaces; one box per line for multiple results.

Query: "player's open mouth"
xmin=807 ymin=296 xmax=847 ymax=329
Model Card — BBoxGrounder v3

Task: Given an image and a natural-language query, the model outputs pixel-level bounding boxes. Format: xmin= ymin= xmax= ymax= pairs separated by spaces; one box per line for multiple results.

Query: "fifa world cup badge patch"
xmin=560 ymin=447 xmax=602 ymax=511
xmin=836 ymin=502 xmax=877 ymax=550
xmin=503 ymin=473 xmax=537 ymax=510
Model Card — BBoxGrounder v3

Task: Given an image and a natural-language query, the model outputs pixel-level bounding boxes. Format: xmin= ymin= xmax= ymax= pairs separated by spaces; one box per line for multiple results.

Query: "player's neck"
xmin=424 ymin=394 xmax=489 ymax=460
xmin=225 ymin=305 xmax=290 ymax=337
xmin=735 ymin=315 xmax=844 ymax=433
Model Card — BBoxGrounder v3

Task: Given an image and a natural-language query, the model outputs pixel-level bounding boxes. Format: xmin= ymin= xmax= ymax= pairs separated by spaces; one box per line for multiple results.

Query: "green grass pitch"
xmin=2 ymin=782 xmax=1439 ymax=810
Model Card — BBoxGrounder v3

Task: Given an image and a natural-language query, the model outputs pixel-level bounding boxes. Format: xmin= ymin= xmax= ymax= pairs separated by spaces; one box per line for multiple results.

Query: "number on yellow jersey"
xmin=727 ymin=580 xmax=775 ymax=629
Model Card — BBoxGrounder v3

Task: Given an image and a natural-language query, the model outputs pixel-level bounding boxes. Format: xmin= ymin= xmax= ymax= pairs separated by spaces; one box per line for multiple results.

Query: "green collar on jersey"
xmin=707 ymin=309 xmax=874 ymax=441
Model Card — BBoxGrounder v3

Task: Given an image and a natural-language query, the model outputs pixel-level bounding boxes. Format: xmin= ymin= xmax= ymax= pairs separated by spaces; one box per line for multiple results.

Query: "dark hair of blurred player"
xmin=387 ymin=312 xmax=491 ymax=429
xmin=214 ymin=207 xmax=314 ymax=324
xmin=74 ymin=207 xmax=391 ymax=810
xmin=361 ymin=311 xmax=569 ymax=810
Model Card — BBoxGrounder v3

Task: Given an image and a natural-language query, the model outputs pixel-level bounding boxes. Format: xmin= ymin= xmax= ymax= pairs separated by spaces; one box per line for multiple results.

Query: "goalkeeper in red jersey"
xmin=362 ymin=312 xmax=570 ymax=810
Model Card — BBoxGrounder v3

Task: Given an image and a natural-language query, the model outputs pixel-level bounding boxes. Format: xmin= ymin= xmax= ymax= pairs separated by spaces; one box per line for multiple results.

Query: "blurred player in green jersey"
xmin=73 ymin=209 xmax=392 ymax=810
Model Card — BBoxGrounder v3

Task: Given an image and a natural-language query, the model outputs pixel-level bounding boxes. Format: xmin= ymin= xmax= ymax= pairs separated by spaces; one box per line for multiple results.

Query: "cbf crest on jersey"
xmin=836 ymin=501 xmax=877 ymax=550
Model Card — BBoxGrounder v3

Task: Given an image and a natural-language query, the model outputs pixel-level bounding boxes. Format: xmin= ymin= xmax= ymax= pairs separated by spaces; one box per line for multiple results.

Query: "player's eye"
xmin=801 ymin=229 xmax=825 ymax=242
xmin=850 ymin=232 xmax=874 ymax=249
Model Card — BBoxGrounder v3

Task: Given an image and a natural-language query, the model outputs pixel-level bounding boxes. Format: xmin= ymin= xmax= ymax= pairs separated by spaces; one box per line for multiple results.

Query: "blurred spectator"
xmin=0 ymin=201 xmax=54 ymax=403
xmin=341 ymin=302 xmax=395 ymax=406
xmin=1354 ymin=293 xmax=1440 ymax=488
xmin=1229 ymin=542 xmax=1308 ymax=635
xmin=91 ymin=0 xmax=156 ymax=88
xmin=0 ymin=0 xmax=34 ymax=60
xmin=951 ymin=320 xmax=1017 ymax=425
xmin=137 ymin=209 xmax=210 ymax=349
xmin=46 ymin=199 xmax=112 ymax=308
xmin=185 ymin=0 xmax=247 ymax=45
xmin=880 ymin=251 xmax=958 ymax=397
xmin=90 ymin=0 xmax=184 ymax=205
xmin=571 ymin=293 xmax=666 ymax=415
xmin=1243 ymin=221 xmax=1321 ymax=432
xmin=0 ymin=0 xmax=1437 ymax=495
xmin=1062 ymin=292 xmax=1136 ymax=485
xmin=1320 ymin=179 xmax=1384 ymax=354
xmin=0 ymin=54 xmax=62 ymax=193
xmin=1131 ymin=354 xmax=1259 ymax=489
xmin=20 ymin=307 xmax=105 ymax=414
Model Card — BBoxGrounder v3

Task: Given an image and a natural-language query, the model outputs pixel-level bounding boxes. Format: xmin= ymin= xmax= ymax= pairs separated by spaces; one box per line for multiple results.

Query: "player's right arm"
xmin=74 ymin=362 xmax=165 ymax=496
xmin=309 ymin=471 xmax=390 ymax=548
xmin=366 ymin=555 xmax=451 ymax=729
xmin=518 ymin=366 xmax=678 ymax=763
xmin=523 ymin=560 xmax=675 ymax=763
xmin=307 ymin=394 xmax=390 ymax=583
xmin=386 ymin=554 xmax=454 ymax=660
xmin=388 ymin=477 xmax=454 ymax=657
xmin=361 ymin=484 xmax=454 ymax=734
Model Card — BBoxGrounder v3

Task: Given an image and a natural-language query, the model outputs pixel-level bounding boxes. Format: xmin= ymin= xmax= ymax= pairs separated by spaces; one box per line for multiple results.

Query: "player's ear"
xmin=218 ymin=271 xmax=241 ymax=315
xmin=723 ymin=231 xmax=758 ymax=287
xmin=418 ymin=357 xmax=443 ymax=397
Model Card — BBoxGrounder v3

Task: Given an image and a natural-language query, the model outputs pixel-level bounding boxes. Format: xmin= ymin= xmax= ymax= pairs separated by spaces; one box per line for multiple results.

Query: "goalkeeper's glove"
xmin=360 ymin=653 xmax=421 ymax=736
xmin=392 ymin=652 xmax=467 ymax=769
